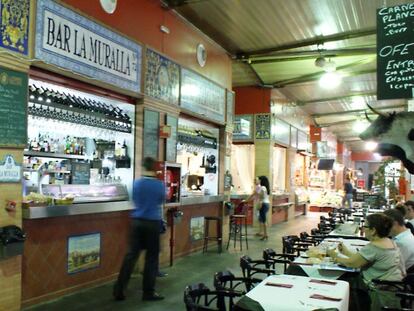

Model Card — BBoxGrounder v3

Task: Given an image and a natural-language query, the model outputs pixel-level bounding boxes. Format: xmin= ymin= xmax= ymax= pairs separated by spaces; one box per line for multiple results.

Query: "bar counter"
xmin=22 ymin=201 xmax=133 ymax=219
xmin=22 ymin=195 xmax=226 ymax=307
xmin=230 ymin=193 xmax=291 ymax=225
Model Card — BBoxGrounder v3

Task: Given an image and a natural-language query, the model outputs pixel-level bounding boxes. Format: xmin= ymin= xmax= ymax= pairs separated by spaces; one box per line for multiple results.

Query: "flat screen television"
xmin=317 ymin=159 xmax=335 ymax=170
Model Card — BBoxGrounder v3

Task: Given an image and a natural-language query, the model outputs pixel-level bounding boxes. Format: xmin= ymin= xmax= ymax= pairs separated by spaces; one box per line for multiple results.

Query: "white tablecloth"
xmin=292 ymin=238 xmax=369 ymax=279
xmin=245 ymin=274 xmax=349 ymax=311
xmin=328 ymin=223 xmax=361 ymax=237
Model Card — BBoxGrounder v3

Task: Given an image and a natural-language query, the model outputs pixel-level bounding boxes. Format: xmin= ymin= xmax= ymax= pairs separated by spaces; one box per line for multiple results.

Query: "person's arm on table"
xmin=327 ymin=242 xmax=369 ymax=269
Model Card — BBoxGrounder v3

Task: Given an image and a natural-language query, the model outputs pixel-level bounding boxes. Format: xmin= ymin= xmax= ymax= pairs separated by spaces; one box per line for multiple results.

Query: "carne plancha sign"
xmin=35 ymin=0 xmax=142 ymax=93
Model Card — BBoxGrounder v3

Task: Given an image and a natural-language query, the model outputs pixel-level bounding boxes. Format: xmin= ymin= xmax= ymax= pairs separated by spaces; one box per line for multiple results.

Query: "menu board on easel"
xmin=377 ymin=4 xmax=414 ymax=100
xmin=0 ymin=67 xmax=28 ymax=147
xmin=143 ymin=109 xmax=159 ymax=159
xmin=180 ymin=68 xmax=226 ymax=124
xmin=166 ymin=115 xmax=178 ymax=162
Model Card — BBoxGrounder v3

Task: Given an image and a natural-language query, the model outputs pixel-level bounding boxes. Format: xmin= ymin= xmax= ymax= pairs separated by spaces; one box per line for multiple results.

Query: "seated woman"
xmin=328 ymin=213 xmax=405 ymax=311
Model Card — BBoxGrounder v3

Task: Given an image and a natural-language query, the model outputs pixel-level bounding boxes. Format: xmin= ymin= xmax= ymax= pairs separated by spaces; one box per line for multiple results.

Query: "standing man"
xmin=405 ymin=201 xmax=414 ymax=227
xmin=384 ymin=209 xmax=414 ymax=271
xmin=113 ymin=157 xmax=165 ymax=301
xmin=342 ymin=177 xmax=353 ymax=208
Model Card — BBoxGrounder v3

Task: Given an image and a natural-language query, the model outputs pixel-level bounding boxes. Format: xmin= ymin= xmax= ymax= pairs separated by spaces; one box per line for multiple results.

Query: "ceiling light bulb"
xmin=319 ymin=72 xmax=342 ymax=89
xmin=353 ymin=120 xmax=369 ymax=133
xmin=366 ymin=141 xmax=378 ymax=151
xmin=323 ymin=60 xmax=336 ymax=72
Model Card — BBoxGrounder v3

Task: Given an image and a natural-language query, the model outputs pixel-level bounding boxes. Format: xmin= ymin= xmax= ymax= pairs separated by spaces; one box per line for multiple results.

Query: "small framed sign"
xmin=190 ymin=217 xmax=204 ymax=241
xmin=67 ymin=233 xmax=101 ymax=274
xmin=0 ymin=155 xmax=22 ymax=183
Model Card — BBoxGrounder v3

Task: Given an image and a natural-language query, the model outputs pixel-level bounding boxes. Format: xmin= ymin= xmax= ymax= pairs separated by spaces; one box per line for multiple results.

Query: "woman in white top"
xmin=258 ymin=176 xmax=270 ymax=241
xmin=245 ymin=177 xmax=262 ymax=236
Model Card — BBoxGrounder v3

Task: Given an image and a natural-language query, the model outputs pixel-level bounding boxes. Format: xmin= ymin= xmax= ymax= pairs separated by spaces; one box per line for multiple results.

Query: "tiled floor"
xmin=24 ymin=212 xmax=323 ymax=311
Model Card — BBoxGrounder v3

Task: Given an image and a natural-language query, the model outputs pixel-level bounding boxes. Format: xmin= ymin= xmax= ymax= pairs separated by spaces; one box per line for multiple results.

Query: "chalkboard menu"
xmin=272 ymin=118 xmax=290 ymax=146
xmin=166 ymin=115 xmax=178 ymax=162
xmin=377 ymin=4 xmax=414 ymax=100
xmin=180 ymin=68 xmax=226 ymax=124
xmin=0 ymin=67 xmax=28 ymax=147
xmin=143 ymin=109 xmax=159 ymax=159
xmin=72 ymin=162 xmax=90 ymax=185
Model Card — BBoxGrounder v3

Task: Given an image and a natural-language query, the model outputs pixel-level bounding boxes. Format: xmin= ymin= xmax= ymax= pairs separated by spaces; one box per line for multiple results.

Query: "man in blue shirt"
xmin=113 ymin=157 xmax=165 ymax=301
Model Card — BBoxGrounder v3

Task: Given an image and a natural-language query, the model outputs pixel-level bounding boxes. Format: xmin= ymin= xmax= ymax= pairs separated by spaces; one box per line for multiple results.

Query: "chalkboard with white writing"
xmin=377 ymin=3 xmax=414 ymax=100
xmin=143 ymin=109 xmax=159 ymax=159
xmin=0 ymin=67 xmax=28 ymax=147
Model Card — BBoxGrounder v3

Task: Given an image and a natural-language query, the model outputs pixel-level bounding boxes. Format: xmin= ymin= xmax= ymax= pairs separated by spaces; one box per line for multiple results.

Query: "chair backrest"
xmin=213 ymin=270 xmax=235 ymax=290
xmin=183 ymin=283 xmax=219 ymax=311
xmin=240 ymin=255 xmax=252 ymax=278
xmin=263 ymin=248 xmax=276 ymax=261
xmin=282 ymin=236 xmax=296 ymax=254
xmin=234 ymin=201 xmax=248 ymax=215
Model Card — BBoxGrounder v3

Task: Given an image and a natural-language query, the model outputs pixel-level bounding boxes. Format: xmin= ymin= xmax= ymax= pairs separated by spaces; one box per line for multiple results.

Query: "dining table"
xmin=235 ymin=274 xmax=350 ymax=311
xmin=290 ymin=238 xmax=370 ymax=279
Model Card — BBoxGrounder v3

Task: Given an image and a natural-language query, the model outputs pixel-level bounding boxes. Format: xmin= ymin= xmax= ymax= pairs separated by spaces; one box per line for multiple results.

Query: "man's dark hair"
xmin=405 ymin=201 xmax=414 ymax=210
xmin=142 ymin=157 xmax=156 ymax=172
xmin=395 ymin=204 xmax=407 ymax=217
xmin=384 ymin=209 xmax=406 ymax=226
xmin=366 ymin=213 xmax=393 ymax=238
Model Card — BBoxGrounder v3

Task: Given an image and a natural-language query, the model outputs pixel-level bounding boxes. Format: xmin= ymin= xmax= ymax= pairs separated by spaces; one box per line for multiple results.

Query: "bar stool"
xmin=203 ymin=216 xmax=222 ymax=253
xmin=226 ymin=202 xmax=249 ymax=251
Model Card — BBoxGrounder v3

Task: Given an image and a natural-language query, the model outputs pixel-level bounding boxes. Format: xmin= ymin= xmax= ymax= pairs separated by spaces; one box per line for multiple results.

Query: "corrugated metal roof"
xmin=171 ymin=0 xmax=411 ymax=150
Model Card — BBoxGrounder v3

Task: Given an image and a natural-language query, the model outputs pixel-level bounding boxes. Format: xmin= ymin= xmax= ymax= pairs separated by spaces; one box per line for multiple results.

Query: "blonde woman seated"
xmin=327 ymin=213 xmax=405 ymax=311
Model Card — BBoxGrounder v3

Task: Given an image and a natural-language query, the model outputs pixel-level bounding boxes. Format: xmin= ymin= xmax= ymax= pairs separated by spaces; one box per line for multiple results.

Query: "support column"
xmin=254 ymin=140 xmax=273 ymax=228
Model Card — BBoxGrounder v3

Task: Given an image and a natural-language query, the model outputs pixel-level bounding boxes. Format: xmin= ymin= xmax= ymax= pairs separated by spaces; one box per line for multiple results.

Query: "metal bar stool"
xmin=203 ymin=216 xmax=222 ymax=253
xmin=226 ymin=202 xmax=249 ymax=251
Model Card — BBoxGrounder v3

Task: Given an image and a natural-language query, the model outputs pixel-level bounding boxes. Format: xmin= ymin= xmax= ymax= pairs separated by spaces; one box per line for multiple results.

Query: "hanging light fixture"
xmin=319 ymin=72 xmax=342 ymax=89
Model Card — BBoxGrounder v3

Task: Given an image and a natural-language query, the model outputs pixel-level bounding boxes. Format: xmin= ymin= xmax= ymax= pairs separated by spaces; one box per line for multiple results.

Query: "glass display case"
xmin=41 ymin=184 xmax=128 ymax=203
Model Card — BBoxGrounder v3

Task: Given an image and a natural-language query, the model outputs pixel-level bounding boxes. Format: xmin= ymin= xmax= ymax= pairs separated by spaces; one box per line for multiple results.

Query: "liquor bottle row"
xmin=29 ymin=85 xmax=131 ymax=122
xmin=28 ymin=134 xmax=86 ymax=155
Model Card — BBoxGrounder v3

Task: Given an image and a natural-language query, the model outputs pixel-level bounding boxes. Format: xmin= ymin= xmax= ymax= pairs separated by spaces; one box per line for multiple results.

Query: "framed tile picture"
xmin=67 ymin=233 xmax=101 ymax=274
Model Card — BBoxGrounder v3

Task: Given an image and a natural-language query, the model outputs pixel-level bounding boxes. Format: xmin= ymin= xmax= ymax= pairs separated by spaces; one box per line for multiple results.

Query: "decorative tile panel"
xmin=145 ymin=49 xmax=179 ymax=105
xmin=255 ymin=114 xmax=271 ymax=140
xmin=0 ymin=0 xmax=30 ymax=55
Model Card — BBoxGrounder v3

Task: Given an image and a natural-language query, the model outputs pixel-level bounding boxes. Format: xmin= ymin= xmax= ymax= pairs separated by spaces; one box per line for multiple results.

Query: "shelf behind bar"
xmin=24 ymin=150 xmax=87 ymax=160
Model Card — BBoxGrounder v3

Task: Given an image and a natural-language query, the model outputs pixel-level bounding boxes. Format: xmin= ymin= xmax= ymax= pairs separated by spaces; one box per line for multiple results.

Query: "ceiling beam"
xmin=297 ymin=91 xmax=377 ymax=106
xmin=247 ymin=62 xmax=265 ymax=86
xmin=236 ymin=28 xmax=376 ymax=59
xmin=312 ymin=104 xmax=406 ymax=118
xmin=161 ymin=0 xmax=209 ymax=8
xmin=318 ymin=119 xmax=357 ymax=127
xmin=243 ymin=47 xmax=376 ymax=64
xmin=273 ymin=66 xmax=376 ymax=88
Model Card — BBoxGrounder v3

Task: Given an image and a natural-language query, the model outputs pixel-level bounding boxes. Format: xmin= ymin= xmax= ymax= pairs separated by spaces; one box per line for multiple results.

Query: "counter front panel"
xmin=22 ymin=211 xmax=130 ymax=307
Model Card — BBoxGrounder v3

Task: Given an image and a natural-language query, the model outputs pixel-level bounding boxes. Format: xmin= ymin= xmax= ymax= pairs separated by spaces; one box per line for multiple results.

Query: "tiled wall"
xmin=22 ymin=211 xmax=130 ymax=307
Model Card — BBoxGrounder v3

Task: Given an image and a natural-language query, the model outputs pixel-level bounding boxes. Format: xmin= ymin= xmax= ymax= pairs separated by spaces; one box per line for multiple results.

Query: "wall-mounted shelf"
xmin=24 ymin=151 xmax=87 ymax=160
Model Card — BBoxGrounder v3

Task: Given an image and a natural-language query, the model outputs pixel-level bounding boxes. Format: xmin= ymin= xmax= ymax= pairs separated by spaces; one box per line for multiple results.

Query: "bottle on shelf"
xmin=121 ymin=140 xmax=127 ymax=158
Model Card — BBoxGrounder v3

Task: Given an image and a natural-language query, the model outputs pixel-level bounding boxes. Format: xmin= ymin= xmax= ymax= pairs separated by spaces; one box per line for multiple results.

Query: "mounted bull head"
xmin=359 ymin=110 xmax=414 ymax=173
